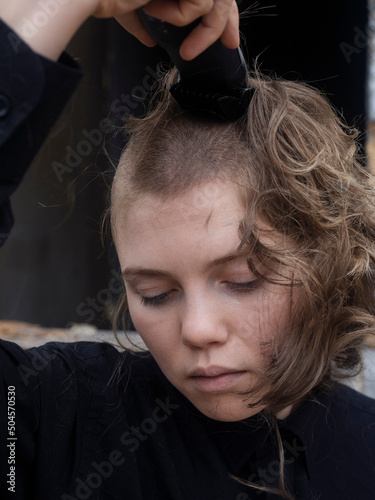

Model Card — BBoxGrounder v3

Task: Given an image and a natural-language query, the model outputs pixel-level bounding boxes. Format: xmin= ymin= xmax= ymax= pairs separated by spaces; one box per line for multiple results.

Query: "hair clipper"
xmin=138 ymin=9 xmax=252 ymax=121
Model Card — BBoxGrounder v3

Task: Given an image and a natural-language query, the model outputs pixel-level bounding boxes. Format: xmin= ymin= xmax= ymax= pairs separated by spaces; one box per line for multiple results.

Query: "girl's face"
xmin=115 ymin=181 xmax=294 ymax=421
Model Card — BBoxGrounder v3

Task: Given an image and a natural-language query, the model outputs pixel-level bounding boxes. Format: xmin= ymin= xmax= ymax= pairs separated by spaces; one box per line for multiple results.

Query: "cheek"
xmin=127 ymin=284 xmax=294 ymax=366
xmin=127 ymin=298 xmax=178 ymax=358
xmin=244 ymin=286 xmax=293 ymax=348
xmin=265 ymin=287 xmax=295 ymax=351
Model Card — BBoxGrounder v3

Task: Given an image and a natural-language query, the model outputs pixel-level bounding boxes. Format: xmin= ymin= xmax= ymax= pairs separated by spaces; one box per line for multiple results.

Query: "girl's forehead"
xmin=119 ymin=181 xmax=245 ymax=235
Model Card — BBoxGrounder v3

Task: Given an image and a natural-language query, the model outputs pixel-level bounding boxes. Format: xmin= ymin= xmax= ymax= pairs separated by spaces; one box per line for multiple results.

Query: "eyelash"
xmin=140 ymin=292 xmax=170 ymax=307
xmin=228 ymin=280 xmax=259 ymax=292
xmin=139 ymin=281 xmax=258 ymax=307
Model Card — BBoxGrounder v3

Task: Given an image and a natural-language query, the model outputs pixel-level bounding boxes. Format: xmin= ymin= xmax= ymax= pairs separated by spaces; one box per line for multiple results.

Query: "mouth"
xmin=189 ymin=367 xmax=248 ymax=392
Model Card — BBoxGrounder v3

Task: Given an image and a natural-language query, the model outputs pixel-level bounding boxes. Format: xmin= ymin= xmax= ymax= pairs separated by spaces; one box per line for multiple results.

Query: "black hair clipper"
xmin=138 ymin=9 xmax=253 ymax=121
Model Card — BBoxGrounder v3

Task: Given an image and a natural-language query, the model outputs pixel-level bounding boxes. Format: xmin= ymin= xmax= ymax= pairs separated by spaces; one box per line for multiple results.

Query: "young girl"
xmin=109 ymin=68 xmax=375 ymax=499
xmin=1 ymin=1 xmax=375 ymax=499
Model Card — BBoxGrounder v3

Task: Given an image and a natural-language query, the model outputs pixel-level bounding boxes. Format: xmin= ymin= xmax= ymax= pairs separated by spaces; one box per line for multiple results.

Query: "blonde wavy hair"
xmin=110 ymin=68 xmax=375 ymax=498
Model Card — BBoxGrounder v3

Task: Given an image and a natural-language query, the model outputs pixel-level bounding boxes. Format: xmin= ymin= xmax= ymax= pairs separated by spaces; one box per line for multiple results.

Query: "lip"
xmin=190 ymin=366 xmax=242 ymax=377
xmin=189 ymin=366 xmax=248 ymax=392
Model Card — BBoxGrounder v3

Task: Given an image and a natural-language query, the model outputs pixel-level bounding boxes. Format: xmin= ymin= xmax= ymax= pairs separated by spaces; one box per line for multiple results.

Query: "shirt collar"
xmin=279 ymin=382 xmax=339 ymax=479
xmin=173 ymin=372 xmax=339 ymax=480
xmin=186 ymin=382 xmax=339 ymax=479
xmin=204 ymin=412 xmax=274 ymax=474
xmin=176 ymin=392 xmax=273 ymax=474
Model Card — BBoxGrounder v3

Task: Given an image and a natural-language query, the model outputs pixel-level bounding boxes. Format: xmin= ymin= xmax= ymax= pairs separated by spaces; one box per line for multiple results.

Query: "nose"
xmin=180 ymin=292 xmax=229 ymax=348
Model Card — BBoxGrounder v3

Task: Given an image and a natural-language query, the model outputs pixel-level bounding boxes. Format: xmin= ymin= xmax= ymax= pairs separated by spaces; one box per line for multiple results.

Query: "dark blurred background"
xmin=0 ymin=0 xmax=369 ymax=329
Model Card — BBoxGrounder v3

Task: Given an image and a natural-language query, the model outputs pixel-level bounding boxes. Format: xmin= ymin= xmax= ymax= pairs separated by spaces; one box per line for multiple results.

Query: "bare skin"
xmin=116 ymin=181 xmax=294 ymax=421
xmin=0 ymin=0 xmax=239 ymax=61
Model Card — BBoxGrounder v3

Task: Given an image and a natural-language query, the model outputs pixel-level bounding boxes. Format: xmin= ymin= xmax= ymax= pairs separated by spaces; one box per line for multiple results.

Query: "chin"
xmin=193 ymin=395 xmax=264 ymax=422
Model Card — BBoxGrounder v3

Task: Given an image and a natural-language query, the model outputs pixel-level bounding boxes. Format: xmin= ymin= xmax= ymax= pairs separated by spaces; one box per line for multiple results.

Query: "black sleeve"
xmin=0 ymin=340 xmax=40 ymax=498
xmin=0 ymin=20 xmax=83 ymax=247
xmin=0 ymin=339 xmax=121 ymax=500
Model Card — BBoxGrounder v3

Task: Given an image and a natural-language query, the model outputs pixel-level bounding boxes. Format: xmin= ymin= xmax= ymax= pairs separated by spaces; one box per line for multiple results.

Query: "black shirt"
xmin=1 ymin=19 xmax=375 ymax=500
xmin=0 ymin=339 xmax=374 ymax=500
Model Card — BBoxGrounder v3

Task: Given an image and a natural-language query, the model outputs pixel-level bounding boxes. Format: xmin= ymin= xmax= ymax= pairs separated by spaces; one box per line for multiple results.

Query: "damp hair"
xmin=109 ymin=67 xmax=375 ymax=499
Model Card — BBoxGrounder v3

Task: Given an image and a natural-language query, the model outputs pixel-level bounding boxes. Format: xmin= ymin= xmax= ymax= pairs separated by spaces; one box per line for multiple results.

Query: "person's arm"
xmin=0 ymin=0 xmax=239 ymax=62
xmin=0 ymin=0 xmax=97 ymax=61
xmin=0 ymin=20 xmax=84 ymax=247
xmin=0 ymin=0 xmax=239 ymax=246
xmin=117 ymin=0 xmax=240 ymax=60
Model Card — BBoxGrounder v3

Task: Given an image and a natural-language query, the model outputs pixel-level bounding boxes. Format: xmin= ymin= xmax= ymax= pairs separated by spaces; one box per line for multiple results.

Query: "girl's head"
xmin=110 ymin=69 xmax=375 ymax=421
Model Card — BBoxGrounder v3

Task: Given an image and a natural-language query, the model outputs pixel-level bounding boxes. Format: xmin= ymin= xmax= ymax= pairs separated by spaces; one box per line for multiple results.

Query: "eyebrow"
xmin=122 ymin=253 xmax=245 ymax=281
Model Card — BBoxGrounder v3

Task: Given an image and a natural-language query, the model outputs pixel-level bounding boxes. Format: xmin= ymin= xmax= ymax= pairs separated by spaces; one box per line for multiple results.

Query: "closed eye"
xmin=138 ymin=280 xmax=259 ymax=307
xmin=226 ymin=280 xmax=259 ymax=292
xmin=140 ymin=291 xmax=171 ymax=307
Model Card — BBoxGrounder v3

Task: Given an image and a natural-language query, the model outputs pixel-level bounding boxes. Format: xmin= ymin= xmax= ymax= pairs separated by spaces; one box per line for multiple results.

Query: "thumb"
xmin=116 ymin=11 xmax=157 ymax=46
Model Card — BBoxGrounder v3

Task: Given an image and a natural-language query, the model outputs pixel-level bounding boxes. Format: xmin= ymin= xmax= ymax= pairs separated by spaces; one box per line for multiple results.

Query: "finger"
xmin=116 ymin=11 xmax=157 ymax=46
xmin=219 ymin=1 xmax=239 ymax=49
xmin=178 ymin=0 xmax=234 ymax=60
xmin=94 ymin=0 xmax=149 ymax=18
xmin=144 ymin=0 xmax=214 ymax=26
